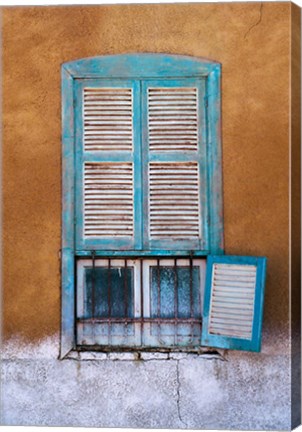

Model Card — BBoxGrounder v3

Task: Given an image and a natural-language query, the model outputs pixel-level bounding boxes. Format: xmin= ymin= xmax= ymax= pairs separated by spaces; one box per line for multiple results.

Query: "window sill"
xmin=64 ymin=348 xmax=225 ymax=362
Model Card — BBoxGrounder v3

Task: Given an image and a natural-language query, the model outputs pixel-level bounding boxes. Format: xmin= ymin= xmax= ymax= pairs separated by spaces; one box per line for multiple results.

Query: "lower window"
xmin=76 ymin=258 xmax=206 ymax=349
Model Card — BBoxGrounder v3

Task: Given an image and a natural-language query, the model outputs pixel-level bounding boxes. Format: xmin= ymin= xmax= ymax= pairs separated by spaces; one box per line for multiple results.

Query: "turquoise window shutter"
xmin=201 ymin=255 xmax=267 ymax=352
xmin=141 ymin=78 xmax=208 ymax=252
xmin=73 ymin=73 xmax=219 ymax=255
xmin=74 ymin=79 xmax=142 ymax=251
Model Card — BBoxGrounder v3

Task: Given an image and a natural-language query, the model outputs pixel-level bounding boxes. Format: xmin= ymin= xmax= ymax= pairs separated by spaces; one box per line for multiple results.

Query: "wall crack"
xmin=244 ymin=2 xmax=263 ymax=39
xmin=176 ymin=360 xmax=187 ymax=428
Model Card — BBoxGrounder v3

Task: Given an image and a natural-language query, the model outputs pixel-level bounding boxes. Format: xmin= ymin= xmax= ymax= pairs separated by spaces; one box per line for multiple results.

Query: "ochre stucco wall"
xmin=3 ymin=3 xmax=290 ymax=341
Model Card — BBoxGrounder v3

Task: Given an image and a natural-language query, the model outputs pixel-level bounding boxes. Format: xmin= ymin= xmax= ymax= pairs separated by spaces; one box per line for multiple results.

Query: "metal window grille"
xmin=76 ymin=257 xmax=205 ymax=349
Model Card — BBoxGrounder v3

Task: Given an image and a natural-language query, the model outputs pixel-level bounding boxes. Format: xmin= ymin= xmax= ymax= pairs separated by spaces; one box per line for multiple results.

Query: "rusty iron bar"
xmin=91 ymin=251 xmax=96 ymax=342
xmin=124 ymin=259 xmax=128 ymax=341
xmin=174 ymin=258 xmax=178 ymax=346
xmin=108 ymin=258 xmax=112 ymax=345
xmin=91 ymin=251 xmax=96 ymax=319
xmin=85 ymin=256 xmax=203 ymax=347
xmin=157 ymin=259 xmax=161 ymax=343
xmin=189 ymin=256 xmax=194 ymax=343
xmin=77 ymin=317 xmax=202 ymax=324
xmin=124 ymin=260 xmax=128 ymax=318
xmin=140 ymin=259 xmax=144 ymax=346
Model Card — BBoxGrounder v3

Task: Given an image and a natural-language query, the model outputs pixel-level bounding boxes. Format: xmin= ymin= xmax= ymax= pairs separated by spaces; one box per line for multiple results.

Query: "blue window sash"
xmin=74 ymin=79 xmax=142 ymax=251
xmin=141 ymin=78 xmax=208 ymax=252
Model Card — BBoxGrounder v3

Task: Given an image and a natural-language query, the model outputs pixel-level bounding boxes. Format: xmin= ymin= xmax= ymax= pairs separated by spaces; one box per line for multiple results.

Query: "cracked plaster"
xmin=0 ymin=335 xmax=292 ymax=429
xmin=244 ymin=1 xmax=264 ymax=39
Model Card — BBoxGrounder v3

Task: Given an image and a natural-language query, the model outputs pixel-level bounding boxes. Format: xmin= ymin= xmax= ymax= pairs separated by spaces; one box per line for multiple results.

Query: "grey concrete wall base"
xmin=0 ymin=335 xmax=291 ymax=429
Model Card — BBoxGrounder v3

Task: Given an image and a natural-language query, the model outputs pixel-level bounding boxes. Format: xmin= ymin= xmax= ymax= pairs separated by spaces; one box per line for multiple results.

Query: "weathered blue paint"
xmin=141 ymin=78 xmax=210 ymax=252
xmin=75 ymin=250 xmax=210 ymax=257
xmin=201 ymin=255 xmax=267 ymax=352
xmin=62 ymin=54 xmax=219 ymax=80
xmin=206 ymin=66 xmax=224 ymax=255
xmin=61 ymin=67 xmax=74 ymax=141
xmin=133 ymin=81 xmax=143 ymax=251
xmin=61 ymin=54 xmax=224 ymax=353
xmin=141 ymin=78 xmax=149 ymax=251
xmin=80 ymin=152 xmax=133 ymax=162
xmin=74 ymin=79 xmax=84 ymax=253
xmin=60 ymin=249 xmax=75 ymax=358
xmin=61 ymin=67 xmax=75 ymax=358
xmin=74 ymin=78 xmax=139 ymax=251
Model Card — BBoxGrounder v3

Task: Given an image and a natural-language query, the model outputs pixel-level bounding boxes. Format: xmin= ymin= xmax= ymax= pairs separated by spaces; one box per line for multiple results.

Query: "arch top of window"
xmin=62 ymin=53 xmax=221 ymax=79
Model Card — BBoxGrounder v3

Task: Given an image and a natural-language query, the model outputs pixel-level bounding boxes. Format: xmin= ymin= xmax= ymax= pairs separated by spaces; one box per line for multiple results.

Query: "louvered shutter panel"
xmin=148 ymin=87 xmax=199 ymax=151
xmin=75 ymin=80 xmax=140 ymax=250
xmin=201 ymin=255 xmax=267 ymax=352
xmin=84 ymin=162 xmax=133 ymax=238
xmin=83 ymin=88 xmax=133 ymax=152
xmin=149 ymin=162 xmax=200 ymax=239
xmin=142 ymin=79 xmax=207 ymax=251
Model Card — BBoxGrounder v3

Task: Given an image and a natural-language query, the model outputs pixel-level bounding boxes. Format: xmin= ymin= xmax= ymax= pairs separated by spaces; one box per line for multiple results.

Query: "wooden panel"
xmin=148 ymin=162 xmax=200 ymax=239
xmin=148 ymin=87 xmax=198 ymax=152
xmin=84 ymin=162 xmax=133 ymax=237
xmin=83 ymin=87 xmax=133 ymax=152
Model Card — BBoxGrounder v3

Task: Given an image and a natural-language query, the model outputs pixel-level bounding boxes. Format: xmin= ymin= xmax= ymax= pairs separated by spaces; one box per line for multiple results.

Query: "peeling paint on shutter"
xmin=148 ymin=87 xmax=198 ymax=151
xmin=208 ymin=264 xmax=257 ymax=339
xmin=83 ymin=88 xmax=133 ymax=151
xmin=84 ymin=162 xmax=133 ymax=237
xmin=149 ymin=162 xmax=200 ymax=239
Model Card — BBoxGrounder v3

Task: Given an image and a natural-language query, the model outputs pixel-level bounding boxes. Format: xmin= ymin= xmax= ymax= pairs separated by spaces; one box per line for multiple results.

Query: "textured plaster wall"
xmin=1 ymin=336 xmax=291 ymax=429
xmin=1 ymin=2 xmax=297 ymax=429
xmin=3 ymin=2 xmax=291 ymax=341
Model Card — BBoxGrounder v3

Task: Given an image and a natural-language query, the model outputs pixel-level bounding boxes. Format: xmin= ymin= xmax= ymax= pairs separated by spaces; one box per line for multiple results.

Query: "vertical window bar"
xmin=157 ymin=259 xmax=161 ymax=343
xmin=124 ymin=259 xmax=128 ymax=318
xmin=108 ymin=258 xmax=112 ymax=345
xmin=174 ymin=258 xmax=178 ymax=347
xmin=189 ymin=256 xmax=193 ymax=344
xmin=91 ymin=251 xmax=96 ymax=342
xmin=140 ymin=258 xmax=144 ymax=346
xmin=124 ymin=259 xmax=128 ymax=342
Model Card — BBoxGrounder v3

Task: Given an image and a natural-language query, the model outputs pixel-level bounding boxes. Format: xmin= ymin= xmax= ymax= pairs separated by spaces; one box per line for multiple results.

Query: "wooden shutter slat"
xmin=84 ymin=162 xmax=134 ymax=238
xmin=148 ymin=87 xmax=198 ymax=152
xmin=149 ymin=162 xmax=200 ymax=240
xmin=83 ymin=88 xmax=133 ymax=152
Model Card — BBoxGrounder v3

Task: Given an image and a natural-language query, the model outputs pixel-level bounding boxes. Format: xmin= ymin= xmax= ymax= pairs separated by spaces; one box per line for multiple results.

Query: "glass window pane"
xmin=150 ymin=266 xmax=201 ymax=319
xmin=84 ymin=267 xmax=134 ymax=318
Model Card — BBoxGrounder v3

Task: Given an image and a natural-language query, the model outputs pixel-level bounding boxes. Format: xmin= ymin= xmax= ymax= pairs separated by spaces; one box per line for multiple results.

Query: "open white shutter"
xmin=201 ymin=256 xmax=267 ymax=352
xmin=208 ymin=263 xmax=257 ymax=339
